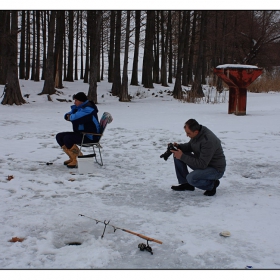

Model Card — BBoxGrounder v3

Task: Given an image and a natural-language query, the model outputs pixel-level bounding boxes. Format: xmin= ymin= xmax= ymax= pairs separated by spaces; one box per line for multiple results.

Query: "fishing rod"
xmin=79 ymin=214 xmax=162 ymax=254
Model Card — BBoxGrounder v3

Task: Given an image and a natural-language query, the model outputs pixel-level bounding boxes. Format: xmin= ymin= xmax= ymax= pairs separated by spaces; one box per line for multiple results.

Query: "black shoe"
xmin=204 ymin=180 xmax=220 ymax=196
xmin=171 ymin=183 xmax=195 ymax=191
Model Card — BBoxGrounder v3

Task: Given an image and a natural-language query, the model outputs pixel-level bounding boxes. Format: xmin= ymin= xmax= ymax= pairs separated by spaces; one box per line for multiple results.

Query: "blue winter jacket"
xmin=64 ymin=100 xmax=100 ymax=140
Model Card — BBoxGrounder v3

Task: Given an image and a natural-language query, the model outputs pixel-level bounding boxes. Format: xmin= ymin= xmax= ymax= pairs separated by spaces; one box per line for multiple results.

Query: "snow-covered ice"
xmin=0 ymin=79 xmax=280 ymax=273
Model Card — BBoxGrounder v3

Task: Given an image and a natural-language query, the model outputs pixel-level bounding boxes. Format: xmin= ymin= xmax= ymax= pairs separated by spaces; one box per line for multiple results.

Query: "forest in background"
xmin=1 ymin=10 xmax=280 ymax=105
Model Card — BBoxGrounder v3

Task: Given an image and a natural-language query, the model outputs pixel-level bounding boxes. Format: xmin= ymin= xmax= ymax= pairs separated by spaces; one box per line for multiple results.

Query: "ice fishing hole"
xmin=66 ymin=242 xmax=82 ymax=246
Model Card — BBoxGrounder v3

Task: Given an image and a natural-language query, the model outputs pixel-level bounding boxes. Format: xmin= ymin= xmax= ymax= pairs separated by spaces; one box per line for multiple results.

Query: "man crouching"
xmin=170 ymin=119 xmax=226 ymax=196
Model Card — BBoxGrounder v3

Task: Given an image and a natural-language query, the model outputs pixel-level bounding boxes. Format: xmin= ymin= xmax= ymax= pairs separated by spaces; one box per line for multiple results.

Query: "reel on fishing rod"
xmin=138 ymin=240 xmax=153 ymax=255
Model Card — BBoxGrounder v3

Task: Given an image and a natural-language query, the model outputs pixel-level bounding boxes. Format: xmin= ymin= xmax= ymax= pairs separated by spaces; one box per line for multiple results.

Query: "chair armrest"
xmin=81 ymin=132 xmax=103 ymax=136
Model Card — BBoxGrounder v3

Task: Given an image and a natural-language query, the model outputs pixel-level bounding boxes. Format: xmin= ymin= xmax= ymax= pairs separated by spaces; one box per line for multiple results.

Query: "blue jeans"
xmin=173 ymin=157 xmax=224 ymax=191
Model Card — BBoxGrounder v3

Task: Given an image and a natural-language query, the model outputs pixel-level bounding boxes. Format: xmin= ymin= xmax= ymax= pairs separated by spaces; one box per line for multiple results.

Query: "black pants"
xmin=56 ymin=132 xmax=97 ymax=149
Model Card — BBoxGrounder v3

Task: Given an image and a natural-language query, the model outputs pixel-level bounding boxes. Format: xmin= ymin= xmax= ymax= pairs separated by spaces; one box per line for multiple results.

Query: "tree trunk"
xmin=74 ymin=11 xmax=79 ymax=80
xmin=40 ymin=11 xmax=56 ymax=96
xmin=25 ymin=11 xmax=30 ymax=80
xmin=120 ymin=11 xmax=131 ymax=102
xmin=173 ymin=11 xmax=187 ymax=99
xmin=212 ymin=11 xmax=218 ymax=86
xmin=63 ymin=26 xmax=67 ymax=80
xmin=19 ymin=11 xmax=26 ymax=79
xmin=54 ymin=11 xmax=64 ymax=88
xmin=153 ymin=11 xmax=160 ymax=84
xmin=187 ymin=11 xmax=197 ymax=85
xmin=167 ymin=11 xmax=173 ymax=84
xmin=217 ymin=11 xmax=227 ymax=93
xmin=182 ymin=11 xmax=190 ymax=86
xmin=84 ymin=13 xmax=90 ymax=83
xmin=130 ymin=10 xmax=140 ymax=86
xmin=201 ymin=11 xmax=208 ymax=84
xmin=31 ymin=11 xmax=36 ymax=80
xmin=80 ymin=12 xmax=84 ymax=80
xmin=161 ymin=11 xmax=168 ymax=87
xmin=97 ymin=36 xmax=101 ymax=82
xmin=190 ymin=11 xmax=207 ymax=97
xmin=0 ymin=11 xmax=9 ymax=84
xmin=111 ymin=11 xmax=122 ymax=96
xmin=101 ymin=15 xmax=104 ymax=81
xmin=142 ymin=11 xmax=154 ymax=88
xmin=34 ymin=10 xmax=40 ymax=81
xmin=2 ymin=11 xmax=26 ymax=105
xmin=41 ymin=11 xmax=47 ymax=80
xmin=108 ymin=11 xmax=115 ymax=83
xmin=66 ymin=10 xmax=74 ymax=82
xmin=88 ymin=11 xmax=102 ymax=103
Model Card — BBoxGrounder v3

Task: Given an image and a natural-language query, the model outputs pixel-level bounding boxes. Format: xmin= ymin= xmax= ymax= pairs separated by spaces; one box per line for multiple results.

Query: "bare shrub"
xmin=248 ymin=68 xmax=280 ymax=93
xmin=181 ymin=86 xmax=227 ymax=104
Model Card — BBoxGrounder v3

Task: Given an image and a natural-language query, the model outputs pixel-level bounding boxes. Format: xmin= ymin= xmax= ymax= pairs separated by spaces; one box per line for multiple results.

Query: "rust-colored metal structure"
xmin=214 ymin=65 xmax=262 ymax=115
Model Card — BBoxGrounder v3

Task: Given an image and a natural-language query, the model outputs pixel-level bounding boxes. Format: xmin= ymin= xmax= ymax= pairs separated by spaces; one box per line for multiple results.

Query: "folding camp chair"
xmin=79 ymin=112 xmax=113 ymax=166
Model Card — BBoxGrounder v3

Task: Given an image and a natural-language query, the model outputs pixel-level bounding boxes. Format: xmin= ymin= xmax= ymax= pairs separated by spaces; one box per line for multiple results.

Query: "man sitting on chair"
xmin=56 ymin=92 xmax=100 ymax=168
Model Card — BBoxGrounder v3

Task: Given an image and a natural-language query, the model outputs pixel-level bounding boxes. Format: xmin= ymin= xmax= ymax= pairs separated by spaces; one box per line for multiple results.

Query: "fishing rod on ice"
xmin=79 ymin=214 xmax=162 ymax=254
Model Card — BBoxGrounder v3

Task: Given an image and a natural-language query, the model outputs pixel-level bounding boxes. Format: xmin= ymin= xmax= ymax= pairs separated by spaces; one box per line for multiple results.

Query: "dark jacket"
xmin=64 ymin=100 xmax=100 ymax=140
xmin=179 ymin=125 xmax=226 ymax=173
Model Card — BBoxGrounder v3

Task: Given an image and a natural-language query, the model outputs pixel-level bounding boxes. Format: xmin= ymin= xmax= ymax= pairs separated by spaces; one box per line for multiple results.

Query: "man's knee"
xmin=56 ymin=132 xmax=64 ymax=146
xmin=186 ymin=173 xmax=195 ymax=185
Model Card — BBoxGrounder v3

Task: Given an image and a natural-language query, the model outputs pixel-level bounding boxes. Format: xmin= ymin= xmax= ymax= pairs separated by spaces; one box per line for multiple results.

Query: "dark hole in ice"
xmin=66 ymin=242 xmax=82 ymax=246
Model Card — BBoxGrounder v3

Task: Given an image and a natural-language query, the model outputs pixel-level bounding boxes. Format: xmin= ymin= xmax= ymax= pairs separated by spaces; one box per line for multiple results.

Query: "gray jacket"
xmin=179 ymin=125 xmax=226 ymax=172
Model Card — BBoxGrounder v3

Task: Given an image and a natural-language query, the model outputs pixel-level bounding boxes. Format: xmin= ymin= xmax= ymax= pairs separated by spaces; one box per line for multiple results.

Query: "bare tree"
xmin=216 ymin=11 xmax=226 ymax=92
xmin=167 ymin=11 xmax=173 ymax=84
xmin=31 ymin=11 xmax=36 ymax=80
xmin=83 ymin=12 xmax=90 ymax=83
xmin=131 ymin=10 xmax=141 ymax=86
xmin=0 ymin=11 xmax=9 ymax=85
xmin=100 ymin=14 xmax=104 ymax=81
xmin=142 ymin=11 xmax=155 ymax=88
xmin=41 ymin=11 xmax=47 ymax=80
xmin=120 ymin=11 xmax=131 ymax=102
xmin=111 ymin=10 xmax=122 ymax=96
xmin=182 ymin=11 xmax=190 ymax=86
xmin=153 ymin=11 xmax=160 ymax=84
xmin=40 ymin=11 xmax=56 ymax=96
xmin=80 ymin=11 xmax=84 ymax=80
xmin=19 ymin=11 xmax=26 ymax=79
xmin=74 ymin=11 xmax=79 ymax=80
xmin=34 ymin=10 xmax=40 ymax=81
xmin=173 ymin=11 xmax=187 ymax=99
xmin=54 ymin=11 xmax=64 ymax=88
xmin=190 ymin=11 xmax=207 ymax=97
xmin=108 ymin=11 xmax=115 ymax=83
xmin=187 ymin=11 xmax=197 ymax=85
xmin=65 ymin=10 xmax=74 ymax=82
xmin=2 ymin=11 xmax=26 ymax=105
xmin=25 ymin=11 xmax=30 ymax=80
xmin=88 ymin=11 xmax=102 ymax=103
xmin=242 ymin=11 xmax=280 ymax=64
xmin=161 ymin=11 xmax=168 ymax=87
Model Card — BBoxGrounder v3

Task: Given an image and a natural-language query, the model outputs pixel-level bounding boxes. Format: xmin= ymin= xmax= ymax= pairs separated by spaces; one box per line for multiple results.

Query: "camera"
xmin=160 ymin=143 xmax=178 ymax=161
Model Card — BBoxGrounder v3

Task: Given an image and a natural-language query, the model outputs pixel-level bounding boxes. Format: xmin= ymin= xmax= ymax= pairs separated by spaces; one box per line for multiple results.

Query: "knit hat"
xmin=73 ymin=92 xmax=88 ymax=102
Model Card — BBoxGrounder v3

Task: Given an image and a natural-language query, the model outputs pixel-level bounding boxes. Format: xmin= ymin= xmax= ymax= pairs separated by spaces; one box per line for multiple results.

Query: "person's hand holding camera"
xmin=171 ymin=148 xmax=183 ymax=159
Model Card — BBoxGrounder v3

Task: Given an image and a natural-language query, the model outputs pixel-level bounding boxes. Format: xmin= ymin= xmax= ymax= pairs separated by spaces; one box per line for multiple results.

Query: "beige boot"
xmin=62 ymin=145 xmax=72 ymax=165
xmin=67 ymin=144 xmax=82 ymax=168
xmin=62 ymin=145 xmax=83 ymax=166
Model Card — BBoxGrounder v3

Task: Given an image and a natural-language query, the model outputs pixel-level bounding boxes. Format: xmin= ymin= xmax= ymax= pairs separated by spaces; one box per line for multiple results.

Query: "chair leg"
xmin=93 ymin=145 xmax=103 ymax=166
xmin=79 ymin=134 xmax=86 ymax=154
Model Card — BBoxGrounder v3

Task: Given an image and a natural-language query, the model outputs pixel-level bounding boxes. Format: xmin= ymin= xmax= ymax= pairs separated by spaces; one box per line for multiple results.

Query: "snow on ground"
xmin=0 ymin=79 xmax=280 ymax=274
